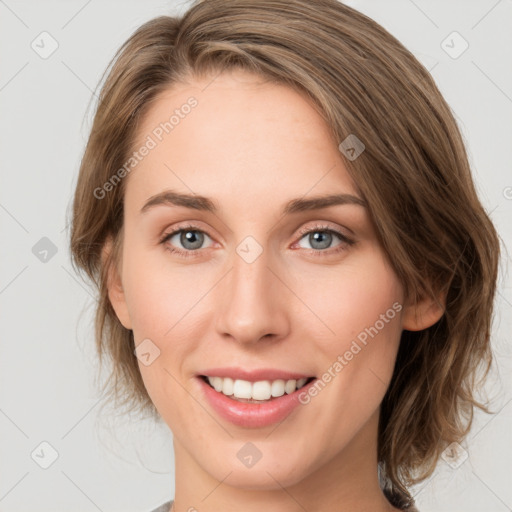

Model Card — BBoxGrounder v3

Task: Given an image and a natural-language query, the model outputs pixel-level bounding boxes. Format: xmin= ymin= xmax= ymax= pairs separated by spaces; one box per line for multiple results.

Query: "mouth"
xmin=196 ymin=371 xmax=319 ymax=428
xmin=199 ymin=375 xmax=316 ymax=403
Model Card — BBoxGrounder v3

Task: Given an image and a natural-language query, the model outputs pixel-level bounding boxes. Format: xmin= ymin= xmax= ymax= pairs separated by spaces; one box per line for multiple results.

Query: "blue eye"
xmin=160 ymin=225 xmax=214 ymax=258
xmin=295 ymin=224 xmax=354 ymax=256
xmin=160 ymin=222 xmax=354 ymax=259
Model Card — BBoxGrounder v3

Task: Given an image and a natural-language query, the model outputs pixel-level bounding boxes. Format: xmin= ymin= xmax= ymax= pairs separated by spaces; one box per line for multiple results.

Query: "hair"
xmin=68 ymin=0 xmax=501 ymax=509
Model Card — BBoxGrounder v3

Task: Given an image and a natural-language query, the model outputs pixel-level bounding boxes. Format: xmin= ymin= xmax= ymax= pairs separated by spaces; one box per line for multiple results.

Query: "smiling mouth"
xmin=199 ymin=375 xmax=316 ymax=403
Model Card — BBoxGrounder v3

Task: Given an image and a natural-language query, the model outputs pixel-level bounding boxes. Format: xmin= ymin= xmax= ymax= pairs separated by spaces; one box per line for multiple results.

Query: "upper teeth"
xmin=206 ymin=376 xmax=309 ymax=400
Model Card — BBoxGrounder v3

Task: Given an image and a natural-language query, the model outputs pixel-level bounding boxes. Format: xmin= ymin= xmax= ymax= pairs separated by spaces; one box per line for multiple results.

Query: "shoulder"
xmin=148 ymin=500 xmax=173 ymax=512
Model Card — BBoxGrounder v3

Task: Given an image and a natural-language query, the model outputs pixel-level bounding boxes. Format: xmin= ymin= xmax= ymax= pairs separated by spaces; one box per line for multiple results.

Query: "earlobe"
xmin=401 ymin=290 xmax=446 ymax=332
xmin=101 ymin=235 xmax=132 ymax=330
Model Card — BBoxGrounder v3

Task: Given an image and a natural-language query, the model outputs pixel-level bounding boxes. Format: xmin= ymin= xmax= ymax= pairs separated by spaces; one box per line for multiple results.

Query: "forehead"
xmin=125 ymin=70 xmax=359 ymax=214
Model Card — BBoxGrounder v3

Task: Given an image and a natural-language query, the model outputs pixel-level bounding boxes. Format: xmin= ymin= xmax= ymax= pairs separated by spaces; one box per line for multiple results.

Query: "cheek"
xmin=120 ymin=243 xmax=210 ymax=414
xmin=294 ymin=247 xmax=403 ymax=426
xmin=121 ymin=242 xmax=202 ymax=337
xmin=297 ymin=244 xmax=403 ymax=351
xmin=281 ymin=251 xmax=404 ymax=473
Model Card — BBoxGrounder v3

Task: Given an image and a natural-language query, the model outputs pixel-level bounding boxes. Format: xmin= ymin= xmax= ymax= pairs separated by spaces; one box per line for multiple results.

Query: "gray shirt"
xmin=149 ymin=500 xmax=419 ymax=511
xmin=150 ymin=500 xmax=173 ymax=512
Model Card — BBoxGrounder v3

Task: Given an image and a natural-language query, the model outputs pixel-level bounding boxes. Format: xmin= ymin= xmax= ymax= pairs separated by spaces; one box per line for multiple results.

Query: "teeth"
xmin=285 ymin=379 xmax=297 ymax=394
xmin=206 ymin=376 xmax=310 ymax=401
xmin=271 ymin=379 xmax=285 ymax=398
xmin=222 ymin=377 xmax=234 ymax=396
xmin=253 ymin=380 xmax=272 ymax=400
xmin=210 ymin=376 xmax=223 ymax=393
xmin=297 ymin=377 xmax=308 ymax=389
xmin=233 ymin=379 xmax=252 ymax=399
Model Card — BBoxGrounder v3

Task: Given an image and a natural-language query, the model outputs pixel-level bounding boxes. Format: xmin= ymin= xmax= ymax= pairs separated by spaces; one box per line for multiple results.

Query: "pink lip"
xmin=196 ymin=375 xmax=317 ymax=428
xmin=197 ymin=367 xmax=313 ymax=382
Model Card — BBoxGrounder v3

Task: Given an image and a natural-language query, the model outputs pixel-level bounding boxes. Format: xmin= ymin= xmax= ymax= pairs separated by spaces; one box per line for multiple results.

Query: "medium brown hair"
xmin=69 ymin=0 xmax=500 ymax=508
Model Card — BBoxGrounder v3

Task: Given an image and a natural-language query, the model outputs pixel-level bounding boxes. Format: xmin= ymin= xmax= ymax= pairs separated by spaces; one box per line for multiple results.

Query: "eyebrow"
xmin=140 ymin=189 xmax=367 ymax=216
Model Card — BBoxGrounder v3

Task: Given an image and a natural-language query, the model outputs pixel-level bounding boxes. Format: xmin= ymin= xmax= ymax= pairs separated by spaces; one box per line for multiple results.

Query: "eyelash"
xmin=159 ymin=222 xmax=355 ymax=259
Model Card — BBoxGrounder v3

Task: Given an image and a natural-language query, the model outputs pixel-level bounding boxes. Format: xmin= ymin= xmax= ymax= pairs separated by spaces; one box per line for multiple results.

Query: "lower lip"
xmin=196 ymin=376 xmax=317 ymax=428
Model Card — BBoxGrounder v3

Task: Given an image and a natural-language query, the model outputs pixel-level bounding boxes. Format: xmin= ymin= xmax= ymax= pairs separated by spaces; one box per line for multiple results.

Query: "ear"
xmin=401 ymin=289 xmax=445 ymax=332
xmin=101 ymin=235 xmax=132 ymax=330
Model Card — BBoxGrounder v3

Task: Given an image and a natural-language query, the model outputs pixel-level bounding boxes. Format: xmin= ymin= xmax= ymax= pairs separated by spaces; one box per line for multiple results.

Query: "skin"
xmin=104 ymin=69 xmax=444 ymax=512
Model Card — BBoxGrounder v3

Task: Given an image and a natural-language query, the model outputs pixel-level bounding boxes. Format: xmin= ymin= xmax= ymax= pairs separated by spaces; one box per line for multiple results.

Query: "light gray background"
xmin=1 ymin=1 xmax=511 ymax=511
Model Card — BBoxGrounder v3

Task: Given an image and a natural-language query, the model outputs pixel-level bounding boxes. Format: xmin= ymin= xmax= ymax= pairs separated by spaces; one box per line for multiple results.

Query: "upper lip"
xmin=197 ymin=367 xmax=315 ymax=382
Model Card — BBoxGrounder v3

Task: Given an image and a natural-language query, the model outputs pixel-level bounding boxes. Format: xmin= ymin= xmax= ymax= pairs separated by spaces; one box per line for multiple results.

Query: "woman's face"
xmin=108 ymin=69 xmax=408 ymax=489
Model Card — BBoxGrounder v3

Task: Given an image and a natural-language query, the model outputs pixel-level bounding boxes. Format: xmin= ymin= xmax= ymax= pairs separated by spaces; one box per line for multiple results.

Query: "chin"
xmin=200 ymin=448 xmax=312 ymax=491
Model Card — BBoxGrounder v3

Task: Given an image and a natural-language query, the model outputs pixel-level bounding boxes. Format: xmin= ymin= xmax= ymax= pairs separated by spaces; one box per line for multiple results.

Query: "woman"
xmin=69 ymin=0 xmax=500 ymax=510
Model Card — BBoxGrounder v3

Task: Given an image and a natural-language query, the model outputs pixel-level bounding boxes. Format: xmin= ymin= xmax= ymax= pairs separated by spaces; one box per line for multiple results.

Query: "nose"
xmin=214 ymin=242 xmax=290 ymax=345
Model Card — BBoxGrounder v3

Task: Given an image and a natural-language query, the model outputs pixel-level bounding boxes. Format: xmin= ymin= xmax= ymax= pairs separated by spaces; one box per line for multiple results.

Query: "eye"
xmin=159 ymin=222 xmax=355 ymax=259
xmin=294 ymin=223 xmax=354 ymax=255
xmin=159 ymin=224 xmax=214 ymax=258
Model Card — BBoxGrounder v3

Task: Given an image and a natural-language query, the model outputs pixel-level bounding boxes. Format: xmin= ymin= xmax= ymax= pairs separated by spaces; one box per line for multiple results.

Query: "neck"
xmin=170 ymin=410 xmax=400 ymax=512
